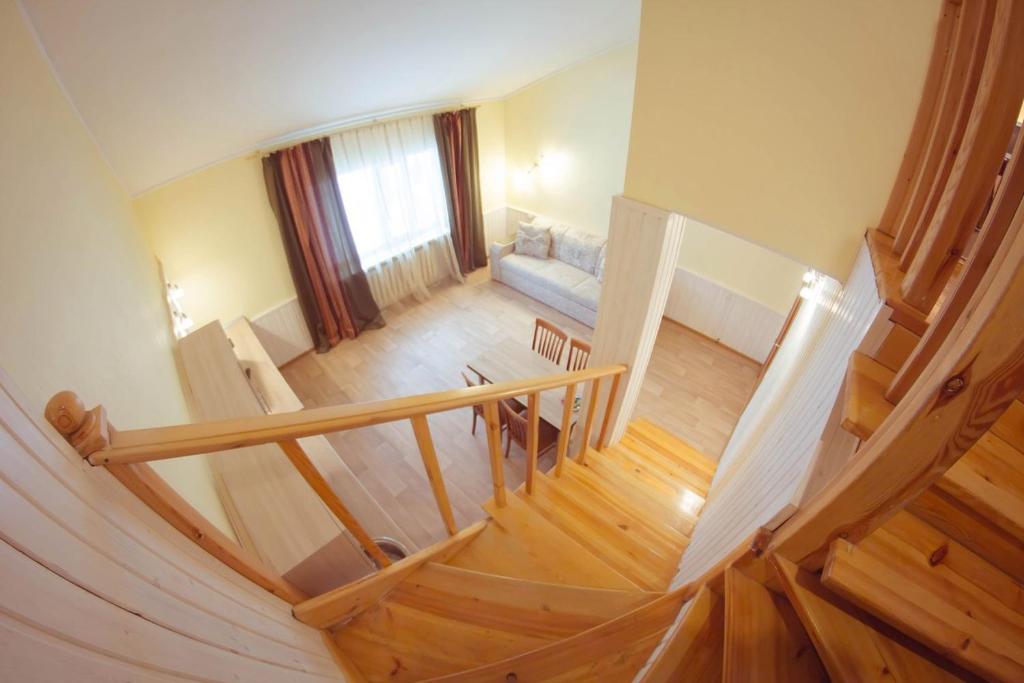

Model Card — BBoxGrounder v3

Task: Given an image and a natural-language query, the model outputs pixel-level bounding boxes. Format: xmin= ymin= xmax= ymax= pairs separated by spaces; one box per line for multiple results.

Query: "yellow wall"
xmin=134 ymin=155 xmax=296 ymax=329
xmin=0 ymin=0 xmax=235 ymax=539
xmin=680 ymin=219 xmax=806 ymax=314
xmin=476 ymin=101 xmax=508 ymax=213
xmin=625 ymin=0 xmax=942 ymax=279
xmin=504 ymin=43 xmax=638 ymax=235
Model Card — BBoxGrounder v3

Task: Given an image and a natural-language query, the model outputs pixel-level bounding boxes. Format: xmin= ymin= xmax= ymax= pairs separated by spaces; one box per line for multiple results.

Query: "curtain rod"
xmin=255 ymin=101 xmax=483 ymax=158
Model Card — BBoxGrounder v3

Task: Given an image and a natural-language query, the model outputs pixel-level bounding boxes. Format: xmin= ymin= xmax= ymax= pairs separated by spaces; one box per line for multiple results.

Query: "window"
xmin=330 ymin=115 xmax=450 ymax=268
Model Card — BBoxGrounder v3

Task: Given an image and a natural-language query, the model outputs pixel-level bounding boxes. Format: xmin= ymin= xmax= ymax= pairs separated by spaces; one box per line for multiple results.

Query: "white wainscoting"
xmin=483 ymin=206 xmax=508 ymax=246
xmin=670 ymin=242 xmax=882 ymax=587
xmin=247 ymin=298 xmax=314 ymax=367
xmin=663 ymin=268 xmax=786 ymax=364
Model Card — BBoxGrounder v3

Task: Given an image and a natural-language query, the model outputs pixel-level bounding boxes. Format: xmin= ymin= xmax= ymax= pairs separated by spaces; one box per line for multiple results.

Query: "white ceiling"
xmin=21 ymin=0 xmax=639 ymax=195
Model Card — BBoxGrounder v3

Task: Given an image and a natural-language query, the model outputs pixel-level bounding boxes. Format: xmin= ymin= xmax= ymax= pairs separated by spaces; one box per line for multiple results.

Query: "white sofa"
xmin=490 ymin=219 xmax=606 ymax=327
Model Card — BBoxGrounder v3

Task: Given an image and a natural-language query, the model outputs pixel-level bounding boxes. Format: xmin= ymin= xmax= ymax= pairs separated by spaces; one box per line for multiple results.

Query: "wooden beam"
xmin=409 ymin=415 xmax=457 ymax=536
xmin=892 ymin=0 xmax=993 ymax=259
xmin=596 ymin=372 xmax=622 ymax=450
xmin=769 ymin=183 xmax=1024 ymax=570
xmin=888 ymin=117 xmax=1024 ymax=403
xmin=878 ymin=0 xmax=960 ymax=236
xmin=277 ymin=440 xmax=391 ymax=568
xmin=901 ymin=0 xmax=1024 ymax=311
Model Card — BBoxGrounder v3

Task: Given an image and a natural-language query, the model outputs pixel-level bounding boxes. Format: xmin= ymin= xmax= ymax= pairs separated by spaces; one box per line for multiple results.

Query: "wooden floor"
xmin=282 ymin=269 xmax=759 ymax=550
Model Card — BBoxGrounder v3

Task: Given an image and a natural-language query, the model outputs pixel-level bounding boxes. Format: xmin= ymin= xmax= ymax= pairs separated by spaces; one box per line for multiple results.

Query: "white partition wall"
xmin=586 ymin=196 xmax=686 ymax=446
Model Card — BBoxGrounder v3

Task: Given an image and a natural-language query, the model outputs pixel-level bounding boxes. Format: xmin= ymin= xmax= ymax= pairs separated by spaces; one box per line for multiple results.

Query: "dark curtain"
xmin=263 ymin=138 xmax=382 ymax=353
xmin=434 ymin=108 xmax=487 ymax=275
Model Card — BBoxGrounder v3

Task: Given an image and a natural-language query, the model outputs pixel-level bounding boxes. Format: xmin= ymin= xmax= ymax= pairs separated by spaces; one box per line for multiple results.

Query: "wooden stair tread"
xmin=822 ymin=511 xmax=1024 ymax=681
xmin=552 ymin=461 xmax=691 ymax=550
xmin=579 ymin=447 xmax=683 ymax=511
xmin=908 ymin=487 xmax=1024 ymax=585
xmin=724 ymin=567 xmax=827 ymax=682
xmin=335 ymin=600 xmax=549 ymax=682
xmin=332 ymin=561 xmax=665 ymax=682
xmin=627 ymin=418 xmax=718 ymax=478
xmin=641 ymin=585 xmax=724 ymax=683
xmin=866 ymin=229 xmax=929 ymax=336
xmin=772 ymin=554 xmax=973 ymax=681
xmin=389 ymin=563 xmax=660 ymax=638
xmin=423 ymin=589 xmax=687 ymax=682
xmin=448 ymin=494 xmax=639 ymax=590
xmin=933 ymin=432 xmax=1024 ymax=543
xmin=841 ymin=351 xmax=896 ymax=441
xmin=516 ymin=474 xmax=678 ymax=590
xmin=618 ymin=433 xmax=713 ymax=496
xmin=599 ymin=445 xmax=690 ymax=502
xmin=562 ymin=458 xmax=697 ymax=536
xmin=990 ymin=399 xmax=1024 ymax=449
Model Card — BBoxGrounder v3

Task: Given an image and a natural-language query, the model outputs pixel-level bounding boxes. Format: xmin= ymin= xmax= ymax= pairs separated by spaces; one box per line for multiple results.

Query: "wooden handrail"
xmin=91 ymin=365 xmax=626 ymax=466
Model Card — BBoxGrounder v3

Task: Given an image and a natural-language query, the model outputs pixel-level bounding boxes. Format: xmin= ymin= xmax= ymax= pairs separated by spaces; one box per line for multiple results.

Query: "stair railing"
xmin=45 ymin=363 xmax=626 ymax=600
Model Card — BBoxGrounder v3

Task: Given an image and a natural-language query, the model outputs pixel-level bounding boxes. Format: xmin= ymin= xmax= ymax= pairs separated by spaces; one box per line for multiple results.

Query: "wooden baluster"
xmin=409 ymin=415 xmax=457 ymax=536
xmin=553 ymin=383 xmax=577 ymax=477
xmin=900 ymin=0 xmax=1024 ymax=312
xmin=525 ymin=392 xmax=540 ymax=494
xmin=277 ymin=439 xmax=391 ymax=568
xmin=887 ymin=125 xmax=1024 ymax=403
xmin=481 ymin=401 xmax=507 ymax=507
xmin=575 ymin=377 xmax=602 ymax=465
xmin=596 ymin=372 xmax=622 ymax=450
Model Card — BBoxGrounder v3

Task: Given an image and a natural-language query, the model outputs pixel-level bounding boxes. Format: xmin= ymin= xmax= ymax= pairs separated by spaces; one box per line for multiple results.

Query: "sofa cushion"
xmin=566 ymin=277 xmax=601 ymax=311
xmin=539 ymin=259 xmax=591 ymax=294
xmin=552 ymin=227 xmax=605 ymax=275
xmin=501 ymin=253 xmax=550 ymax=280
xmin=515 ymin=223 xmax=551 ymax=259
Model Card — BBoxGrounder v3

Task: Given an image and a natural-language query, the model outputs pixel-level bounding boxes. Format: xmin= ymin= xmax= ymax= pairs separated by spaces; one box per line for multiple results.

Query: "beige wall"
xmin=0 ymin=0 xmax=234 ymax=539
xmin=476 ymin=101 xmax=508 ymax=213
xmin=504 ymin=43 xmax=637 ymax=236
xmin=680 ymin=219 xmax=805 ymax=315
xmin=626 ymin=0 xmax=942 ymax=280
xmin=135 ymin=155 xmax=296 ymax=329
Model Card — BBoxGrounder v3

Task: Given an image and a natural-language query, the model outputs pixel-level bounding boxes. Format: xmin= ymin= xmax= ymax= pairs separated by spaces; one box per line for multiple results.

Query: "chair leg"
xmin=504 ymin=432 xmax=512 ymax=459
xmin=471 ymin=411 xmax=478 ymax=436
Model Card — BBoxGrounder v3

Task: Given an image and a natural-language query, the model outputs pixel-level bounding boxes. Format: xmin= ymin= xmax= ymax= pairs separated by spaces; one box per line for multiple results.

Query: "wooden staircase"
xmin=300 ymin=419 xmax=714 ymax=682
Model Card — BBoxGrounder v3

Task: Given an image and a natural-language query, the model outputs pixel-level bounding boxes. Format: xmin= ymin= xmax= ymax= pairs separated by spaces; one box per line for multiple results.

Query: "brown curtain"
xmin=434 ymin=108 xmax=487 ymax=275
xmin=263 ymin=138 xmax=382 ymax=352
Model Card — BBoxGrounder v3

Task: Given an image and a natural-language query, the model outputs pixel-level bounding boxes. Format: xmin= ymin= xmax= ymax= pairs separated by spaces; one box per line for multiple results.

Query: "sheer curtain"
xmin=330 ymin=115 xmax=462 ymax=309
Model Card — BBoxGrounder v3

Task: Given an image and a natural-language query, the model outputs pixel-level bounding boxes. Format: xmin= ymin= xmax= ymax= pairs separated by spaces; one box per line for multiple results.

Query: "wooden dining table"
xmin=467 ymin=338 xmax=583 ymax=428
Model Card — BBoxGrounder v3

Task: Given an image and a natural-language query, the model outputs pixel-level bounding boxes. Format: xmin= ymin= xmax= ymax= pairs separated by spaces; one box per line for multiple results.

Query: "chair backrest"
xmin=461 ymin=372 xmax=476 ymax=389
xmin=566 ymin=338 xmax=592 ymax=372
xmin=499 ymin=399 xmax=528 ymax=448
xmin=532 ymin=318 xmax=568 ymax=365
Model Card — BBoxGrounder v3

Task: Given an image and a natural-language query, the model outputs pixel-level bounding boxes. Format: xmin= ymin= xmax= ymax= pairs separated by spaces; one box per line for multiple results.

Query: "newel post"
xmin=44 ymin=390 xmax=112 ymax=460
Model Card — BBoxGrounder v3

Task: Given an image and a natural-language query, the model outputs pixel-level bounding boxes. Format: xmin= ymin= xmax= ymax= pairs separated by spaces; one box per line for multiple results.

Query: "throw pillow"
xmin=553 ymin=227 xmax=606 ymax=275
xmin=515 ymin=223 xmax=551 ymax=259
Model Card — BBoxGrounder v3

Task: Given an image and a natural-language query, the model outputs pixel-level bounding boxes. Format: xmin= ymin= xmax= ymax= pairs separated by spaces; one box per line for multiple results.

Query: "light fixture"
xmin=166 ymin=282 xmax=194 ymax=339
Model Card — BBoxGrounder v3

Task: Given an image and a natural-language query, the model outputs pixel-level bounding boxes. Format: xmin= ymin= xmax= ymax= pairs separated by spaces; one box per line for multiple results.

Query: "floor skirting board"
xmin=663 ymin=268 xmax=786 ymax=364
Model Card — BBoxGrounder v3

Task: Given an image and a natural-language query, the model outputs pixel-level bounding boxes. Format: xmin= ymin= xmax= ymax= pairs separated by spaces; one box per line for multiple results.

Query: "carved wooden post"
xmin=44 ymin=390 xmax=112 ymax=460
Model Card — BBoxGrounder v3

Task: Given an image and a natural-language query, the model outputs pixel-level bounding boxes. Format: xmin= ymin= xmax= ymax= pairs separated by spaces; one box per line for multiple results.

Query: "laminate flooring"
xmin=281 ymin=269 xmax=759 ymax=550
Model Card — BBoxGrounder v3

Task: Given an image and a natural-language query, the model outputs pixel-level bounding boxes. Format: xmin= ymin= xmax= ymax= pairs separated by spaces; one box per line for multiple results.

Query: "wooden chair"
xmin=498 ymin=399 xmax=559 ymax=459
xmin=532 ymin=318 xmax=568 ymax=365
xmin=566 ymin=338 xmax=591 ymax=371
xmin=463 ymin=373 xmax=520 ymax=435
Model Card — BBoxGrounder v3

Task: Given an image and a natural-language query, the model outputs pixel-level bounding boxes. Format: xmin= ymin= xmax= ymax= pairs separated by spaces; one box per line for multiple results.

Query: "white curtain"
xmin=330 ymin=115 xmax=462 ymax=309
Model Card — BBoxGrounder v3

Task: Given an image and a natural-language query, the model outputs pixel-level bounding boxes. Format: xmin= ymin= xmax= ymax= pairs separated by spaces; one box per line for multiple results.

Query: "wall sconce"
xmin=166 ymin=282 xmax=194 ymax=339
xmin=799 ymin=270 xmax=820 ymax=302
xmin=513 ymin=152 xmax=569 ymax=192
